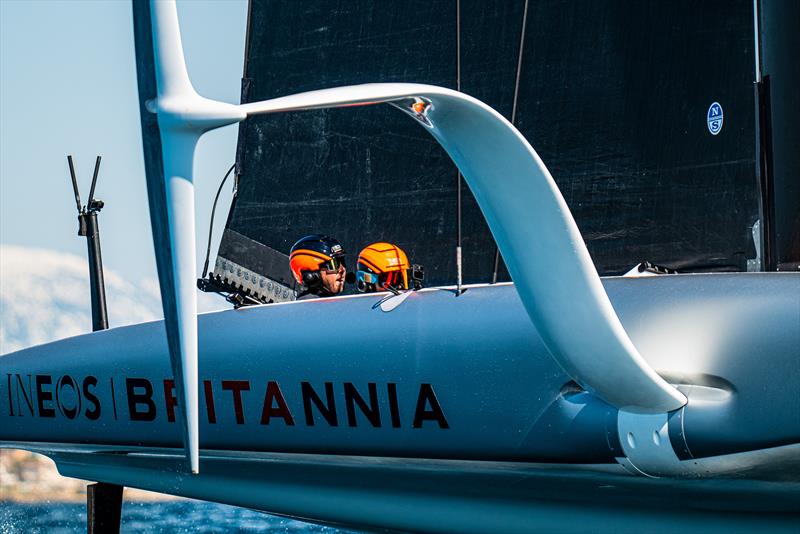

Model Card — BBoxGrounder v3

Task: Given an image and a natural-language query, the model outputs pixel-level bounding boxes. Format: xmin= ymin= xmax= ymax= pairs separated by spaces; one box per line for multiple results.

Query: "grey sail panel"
xmin=217 ymin=0 xmax=759 ymax=293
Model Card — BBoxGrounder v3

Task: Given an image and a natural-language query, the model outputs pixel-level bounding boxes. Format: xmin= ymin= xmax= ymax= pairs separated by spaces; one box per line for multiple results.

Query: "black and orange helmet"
xmin=356 ymin=242 xmax=410 ymax=292
xmin=289 ymin=235 xmax=346 ymax=286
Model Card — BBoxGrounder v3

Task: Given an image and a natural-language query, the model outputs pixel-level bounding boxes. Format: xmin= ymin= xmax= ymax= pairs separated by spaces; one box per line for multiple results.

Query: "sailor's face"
xmin=320 ymin=264 xmax=346 ymax=294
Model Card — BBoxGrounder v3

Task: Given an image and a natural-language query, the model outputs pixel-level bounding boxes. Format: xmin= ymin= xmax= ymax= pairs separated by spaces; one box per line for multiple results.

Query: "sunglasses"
xmin=320 ymin=256 xmax=346 ymax=273
xmin=356 ymin=270 xmax=379 ymax=285
xmin=356 ymin=269 xmax=406 ymax=289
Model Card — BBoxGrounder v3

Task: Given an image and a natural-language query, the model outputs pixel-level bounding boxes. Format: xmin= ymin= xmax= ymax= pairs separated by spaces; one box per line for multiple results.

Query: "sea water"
xmin=0 ymin=501 xmax=356 ymax=533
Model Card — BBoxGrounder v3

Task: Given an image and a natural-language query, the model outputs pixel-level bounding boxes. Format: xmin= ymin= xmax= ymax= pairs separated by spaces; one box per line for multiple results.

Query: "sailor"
xmin=289 ymin=235 xmax=348 ymax=299
xmin=355 ymin=242 xmax=424 ymax=293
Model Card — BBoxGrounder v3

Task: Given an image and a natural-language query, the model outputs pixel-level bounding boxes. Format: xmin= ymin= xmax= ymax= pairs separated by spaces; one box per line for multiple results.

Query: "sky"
xmin=0 ymin=0 xmax=248 ymax=310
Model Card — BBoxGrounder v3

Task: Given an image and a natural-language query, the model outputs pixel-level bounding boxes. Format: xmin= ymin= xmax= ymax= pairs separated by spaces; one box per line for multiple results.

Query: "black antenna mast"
xmin=67 ymin=155 xmax=109 ymax=331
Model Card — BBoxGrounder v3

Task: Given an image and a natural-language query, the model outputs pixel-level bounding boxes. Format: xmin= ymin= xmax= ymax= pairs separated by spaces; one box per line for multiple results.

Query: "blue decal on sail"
xmin=707 ymin=102 xmax=723 ymax=135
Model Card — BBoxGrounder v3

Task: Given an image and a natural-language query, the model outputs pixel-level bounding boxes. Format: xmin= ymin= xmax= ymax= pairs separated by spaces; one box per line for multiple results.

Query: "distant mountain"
xmin=0 ymin=245 xmax=229 ymax=355
xmin=0 ymin=245 xmax=164 ymax=354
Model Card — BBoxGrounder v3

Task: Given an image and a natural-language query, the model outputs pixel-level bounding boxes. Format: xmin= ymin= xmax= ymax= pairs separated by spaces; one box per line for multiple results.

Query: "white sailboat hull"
xmin=2 ymin=273 xmax=798 ymax=529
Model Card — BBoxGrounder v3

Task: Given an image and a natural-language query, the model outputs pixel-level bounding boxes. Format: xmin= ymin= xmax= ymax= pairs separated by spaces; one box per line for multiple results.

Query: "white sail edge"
xmin=145 ymin=0 xmax=686 ymax=472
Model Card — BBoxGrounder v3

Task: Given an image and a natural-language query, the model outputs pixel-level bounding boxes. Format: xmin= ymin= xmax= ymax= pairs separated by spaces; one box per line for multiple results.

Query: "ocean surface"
xmin=0 ymin=501 xmax=357 ymax=534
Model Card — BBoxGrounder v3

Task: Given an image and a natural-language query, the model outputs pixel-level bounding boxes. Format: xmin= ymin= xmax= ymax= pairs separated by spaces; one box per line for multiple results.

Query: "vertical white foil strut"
xmin=149 ymin=0 xmax=201 ymax=475
xmin=147 ymin=0 xmax=244 ymax=474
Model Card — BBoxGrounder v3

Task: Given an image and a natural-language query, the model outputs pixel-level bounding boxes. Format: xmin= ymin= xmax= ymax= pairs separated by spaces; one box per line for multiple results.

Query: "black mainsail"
xmin=212 ymin=0 xmax=773 ymax=302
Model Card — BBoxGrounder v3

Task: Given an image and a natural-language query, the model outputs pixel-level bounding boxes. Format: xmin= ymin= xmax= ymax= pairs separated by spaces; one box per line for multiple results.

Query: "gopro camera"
xmin=410 ymin=264 xmax=424 ymax=290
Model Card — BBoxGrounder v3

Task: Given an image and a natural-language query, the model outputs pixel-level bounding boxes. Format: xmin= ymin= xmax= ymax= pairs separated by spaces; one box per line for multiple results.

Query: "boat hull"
xmin=2 ymin=273 xmax=798 ymax=462
xmin=1 ymin=273 xmax=799 ymax=529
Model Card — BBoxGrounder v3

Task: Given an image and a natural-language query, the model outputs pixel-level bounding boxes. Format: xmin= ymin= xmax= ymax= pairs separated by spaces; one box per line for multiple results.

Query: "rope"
xmin=492 ymin=0 xmax=530 ymax=284
xmin=456 ymin=0 xmax=463 ymax=295
xmin=201 ymin=164 xmax=236 ymax=279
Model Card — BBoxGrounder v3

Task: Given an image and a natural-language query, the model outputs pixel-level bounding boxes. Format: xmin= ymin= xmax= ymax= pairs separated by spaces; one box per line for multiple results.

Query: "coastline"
xmin=1 ymin=449 xmax=180 ymax=503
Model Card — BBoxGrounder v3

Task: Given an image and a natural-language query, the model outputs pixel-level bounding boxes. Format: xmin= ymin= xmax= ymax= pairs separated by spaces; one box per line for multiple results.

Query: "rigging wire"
xmin=492 ymin=0 xmax=530 ymax=284
xmin=201 ymin=163 xmax=236 ymax=279
xmin=455 ymin=0 xmax=463 ymax=295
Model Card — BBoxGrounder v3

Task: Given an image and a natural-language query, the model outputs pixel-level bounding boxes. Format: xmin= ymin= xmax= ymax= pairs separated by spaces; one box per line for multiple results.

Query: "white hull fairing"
xmin=2 ymin=273 xmax=799 ymax=529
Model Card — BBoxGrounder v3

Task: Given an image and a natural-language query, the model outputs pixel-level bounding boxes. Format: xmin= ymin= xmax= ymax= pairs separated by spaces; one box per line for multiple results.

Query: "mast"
xmin=67 ymin=155 xmax=108 ymax=331
xmin=67 ymin=155 xmax=125 ymax=532
xmin=755 ymin=0 xmax=800 ymax=271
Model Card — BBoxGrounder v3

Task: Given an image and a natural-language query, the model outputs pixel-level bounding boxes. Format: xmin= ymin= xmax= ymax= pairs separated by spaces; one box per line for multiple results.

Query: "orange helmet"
xmin=356 ymin=242 xmax=410 ymax=292
xmin=289 ymin=235 xmax=346 ymax=286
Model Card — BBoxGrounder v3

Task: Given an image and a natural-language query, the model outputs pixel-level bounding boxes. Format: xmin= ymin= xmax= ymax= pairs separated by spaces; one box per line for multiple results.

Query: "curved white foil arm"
xmin=238 ymin=84 xmax=687 ymax=413
xmin=147 ymin=3 xmax=684 ymax=475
